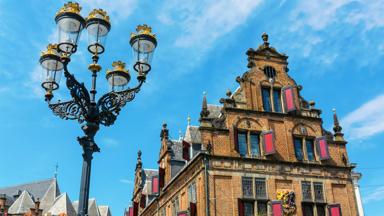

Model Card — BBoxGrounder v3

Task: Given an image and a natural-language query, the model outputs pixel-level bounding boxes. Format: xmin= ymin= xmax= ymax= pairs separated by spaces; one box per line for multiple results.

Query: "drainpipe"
xmin=204 ymin=153 xmax=210 ymax=216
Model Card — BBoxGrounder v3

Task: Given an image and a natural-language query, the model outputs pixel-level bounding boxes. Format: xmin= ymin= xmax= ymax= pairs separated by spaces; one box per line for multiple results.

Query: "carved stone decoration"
xmin=276 ymin=190 xmax=296 ymax=216
xmin=211 ymin=113 xmax=226 ymax=129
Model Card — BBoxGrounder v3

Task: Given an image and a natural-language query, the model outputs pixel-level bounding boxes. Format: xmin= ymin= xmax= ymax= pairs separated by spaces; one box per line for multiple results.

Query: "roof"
xmin=184 ymin=126 xmax=201 ymax=144
xmin=0 ymin=178 xmax=59 ymax=202
xmin=47 ymin=193 xmax=77 ymax=216
xmin=98 ymin=206 xmax=111 ymax=216
xmin=207 ymin=104 xmax=222 ymax=119
xmin=73 ymin=198 xmax=103 ymax=216
xmin=169 ymin=140 xmax=183 ymax=160
xmin=8 ymin=190 xmax=35 ymax=214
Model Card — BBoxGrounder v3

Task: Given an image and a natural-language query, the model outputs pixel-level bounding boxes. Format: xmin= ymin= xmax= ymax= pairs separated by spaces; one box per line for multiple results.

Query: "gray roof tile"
xmin=8 ymin=190 xmax=35 ymax=214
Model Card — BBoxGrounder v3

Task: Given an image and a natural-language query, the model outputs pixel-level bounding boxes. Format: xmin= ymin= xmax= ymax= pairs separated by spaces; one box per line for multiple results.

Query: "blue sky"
xmin=0 ymin=0 xmax=383 ymax=215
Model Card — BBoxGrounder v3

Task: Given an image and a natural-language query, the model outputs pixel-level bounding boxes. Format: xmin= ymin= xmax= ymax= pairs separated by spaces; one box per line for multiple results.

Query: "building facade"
xmin=126 ymin=33 xmax=361 ymax=216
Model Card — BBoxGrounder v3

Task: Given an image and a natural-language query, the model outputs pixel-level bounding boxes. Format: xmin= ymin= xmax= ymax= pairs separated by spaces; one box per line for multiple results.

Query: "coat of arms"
xmin=276 ymin=190 xmax=296 ymax=215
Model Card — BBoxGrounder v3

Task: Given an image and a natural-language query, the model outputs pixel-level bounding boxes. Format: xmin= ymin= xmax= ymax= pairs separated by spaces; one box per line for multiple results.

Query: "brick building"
xmin=125 ymin=33 xmax=361 ymax=216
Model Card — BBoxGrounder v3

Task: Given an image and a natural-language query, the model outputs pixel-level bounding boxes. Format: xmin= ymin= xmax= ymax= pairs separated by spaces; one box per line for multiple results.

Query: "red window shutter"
xmin=133 ymin=202 xmax=138 ymax=216
xmin=328 ymin=204 xmax=342 ymax=216
xmin=238 ymin=199 xmax=244 ymax=216
xmin=262 ymin=130 xmax=276 ymax=155
xmin=282 ymin=86 xmax=296 ymax=112
xmin=159 ymin=167 xmax=165 ymax=188
xmin=152 ymin=176 xmax=159 ymax=194
xmin=233 ymin=126 xmax=239 ymax=152
xmin=140 ymin=194 xmax=146 ymax=208
xmin=190 ymin=202 xmax=197 ymax=216
xmin=316 ymin=136 xmax=330 ymax=160
xmin=128 ymin=207 xmax=133 ymax=216
xmin=182 ymin=140 xmax=191 ymax=161
xmin=271 ymin=201 xmax=283 ymax=216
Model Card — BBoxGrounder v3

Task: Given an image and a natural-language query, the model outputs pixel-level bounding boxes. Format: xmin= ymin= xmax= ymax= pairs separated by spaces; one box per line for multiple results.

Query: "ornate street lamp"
xmin=38 ymin=2 xmax=157 ymax=216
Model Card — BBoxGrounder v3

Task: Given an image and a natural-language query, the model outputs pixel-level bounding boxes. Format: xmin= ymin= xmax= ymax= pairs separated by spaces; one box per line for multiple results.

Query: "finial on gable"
xmin=160 ymin=123 xmax=169 ymax=140
xmin=262 ymin=32 xmax=269 ymax=47
xmin=187 ymin=114 xmax=191 ymax=126
xmin=200 ymin=91 xmax=210 ymax=118
xmin=136 ymin=150 xmax=142 ymax=170
xmin=332 ymin=108 xmax=345 ymax=141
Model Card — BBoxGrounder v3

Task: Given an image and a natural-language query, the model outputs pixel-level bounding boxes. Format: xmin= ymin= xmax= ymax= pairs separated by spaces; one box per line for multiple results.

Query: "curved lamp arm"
xmin=97 ymin=79 xmax=145 ymax=126
xmin=62 ymin=57 xmax=91 ymax=113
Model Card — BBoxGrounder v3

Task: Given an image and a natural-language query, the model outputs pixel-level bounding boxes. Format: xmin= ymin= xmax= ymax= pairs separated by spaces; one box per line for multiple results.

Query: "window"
xmin=294 ymin=138 xmax=304 ymax=160
xmin=191 ymin=144 xmax=202 ymax=158
xmin=238 ymin=132 xmax=248 ymax=156
xmin=262 ymin=88 xmax=271 ymax=112
xmin=313 ymin=182 xmax=324 ymax=202
xmin=250 ymin=133 xmax=260 ymax=156
xmin=262 ymin=87 xmax=282 ymax=113
xmin=306 ymin=139 xmax=315 ymax=161
xmin=256 ymin=201 xmax=268 ymax=216
xmin=316 ymin=204 xmax=326 ymax=216
xmin=294 ymin=137 xmax=317 ymax=161
xmin=242 ymin=177 xmax=253 ymax=198
xmin=302 ymin=181 xmax=312 ymax=201
xmin=264 ymin=66 xmax=276 ymax=79
xmin=255 ymin=178 xmax=267 ymax=199
xmin=236 ymin=131 xmax=261 ymax=157
xmin=302 ymin=203 xmax=314 ymax=216
xmin=188 ymin=182 xmax=197 ymax=203
xmin=243 ymin=201 xmax=254 ymax=216
xmin=273 ymin=89 xmax=282 ymax=113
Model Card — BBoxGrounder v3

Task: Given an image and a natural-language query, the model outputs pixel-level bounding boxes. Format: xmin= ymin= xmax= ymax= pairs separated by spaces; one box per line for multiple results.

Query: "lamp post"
xmin=39 ymin=2 xmax=157 ymax=216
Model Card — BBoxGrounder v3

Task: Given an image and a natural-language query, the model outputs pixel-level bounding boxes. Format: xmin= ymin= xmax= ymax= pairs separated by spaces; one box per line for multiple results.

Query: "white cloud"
xmin=159 ymin=0 xmax=263 ymax=49
xmin=341 ymin=95 xmax=384 ymax=140
xmin=289 ymin=0 xmax=349 ymax=31
xmin=345 ymin=0 xmax=384 ymax=30
xmin=119 ymin=179 xmax=133 ymax=184
xmin=77 ymin=0 xmax=137 ymax=21
xmin=363 ymin=186 xmax=384 ymax=203
xmin=290 ymin=0 xmax=384 ymax=31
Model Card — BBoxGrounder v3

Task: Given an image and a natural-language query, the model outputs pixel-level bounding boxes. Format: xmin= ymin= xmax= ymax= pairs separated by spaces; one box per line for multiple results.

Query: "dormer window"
xmin=262 ymin=87 xmax=282 ymax=113
xmin=264 ymin=66 xmax=276 ymax=79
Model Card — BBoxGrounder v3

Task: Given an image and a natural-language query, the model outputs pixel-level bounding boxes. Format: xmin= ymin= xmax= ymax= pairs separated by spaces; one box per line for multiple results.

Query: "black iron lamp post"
xmin=39 ymin=2 xmax=157 ymax=216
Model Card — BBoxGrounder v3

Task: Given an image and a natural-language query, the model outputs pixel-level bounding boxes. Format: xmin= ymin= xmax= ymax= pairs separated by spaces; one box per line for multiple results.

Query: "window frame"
xmin=301 ymin=181 xmax=313 ymax=202
xmin=236 ymin=130 xmax=262 ymax=158
xmin=261 ymin=86 xmax=283 ymax=113
xmin=293 ymin=135 xmax=318 ymax=162
xmin=242 ymin=177 xmax=254 ymax=198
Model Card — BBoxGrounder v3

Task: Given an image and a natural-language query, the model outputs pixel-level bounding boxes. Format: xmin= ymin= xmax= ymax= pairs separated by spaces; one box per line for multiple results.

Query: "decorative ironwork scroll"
xmin=49 ymin=100 xmax=85 ymax=123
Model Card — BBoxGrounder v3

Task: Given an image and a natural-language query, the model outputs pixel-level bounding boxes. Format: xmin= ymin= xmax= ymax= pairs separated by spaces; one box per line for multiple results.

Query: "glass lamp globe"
xmin=129 ymin=24 xmax=157 ymax=74
xmin=55 ymin=2 xmax=85 ymax=54
xmin=86 ymin=9 xmax=111 ymax=55
xmin=106 ymin=61 xmax=131 ymax=91
xmin=39 ymin=44 xmax=63 ymax=100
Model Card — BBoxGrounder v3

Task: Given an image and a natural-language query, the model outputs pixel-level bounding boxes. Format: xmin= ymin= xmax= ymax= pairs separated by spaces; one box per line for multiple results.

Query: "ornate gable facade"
xmin=127 ymin=34 xmax=361 ymax=216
